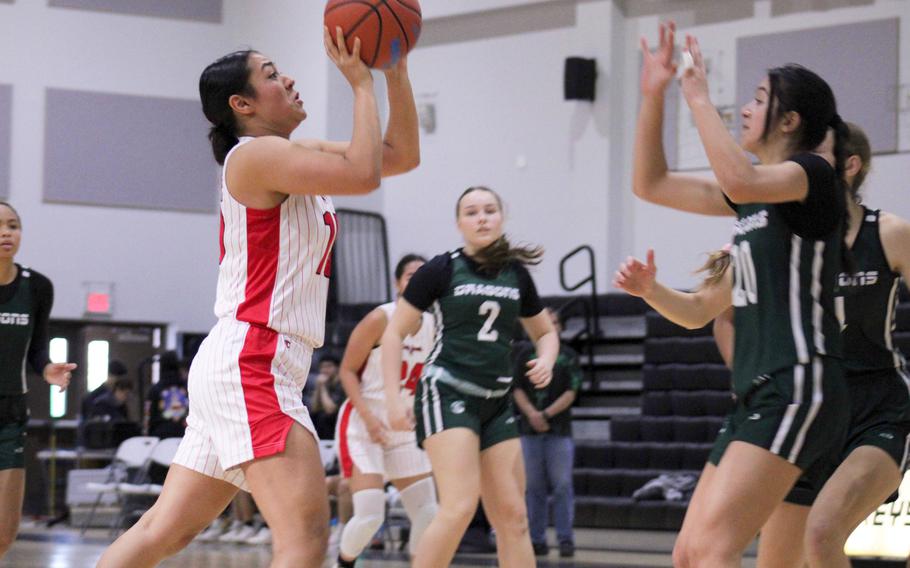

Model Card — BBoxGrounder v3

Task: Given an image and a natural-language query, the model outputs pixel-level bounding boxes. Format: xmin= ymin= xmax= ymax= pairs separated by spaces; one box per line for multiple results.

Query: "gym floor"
xmin=3 ymin=525 xmax=759 ymax=567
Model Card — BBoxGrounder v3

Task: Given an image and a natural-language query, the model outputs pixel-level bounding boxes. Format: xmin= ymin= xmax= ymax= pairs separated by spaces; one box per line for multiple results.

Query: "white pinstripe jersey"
xmin=214 ymin=137 xmax=338 ymax=347
xmin=359 ymin=303 xmax=435 ymax=401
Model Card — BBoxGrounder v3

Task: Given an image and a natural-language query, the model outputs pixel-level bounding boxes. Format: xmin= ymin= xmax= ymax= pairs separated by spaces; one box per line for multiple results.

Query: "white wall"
xmin=2 ymin=0 xmax=908 ymax=336
xmin=381 ymin=0 xmax=617 ymax=295
xmin=0 ymin=0 xmax=329 ymax=334
xmin=623 ymin=0 xmax=910 ymax=290
xmin=421 ymin=0 xmax=574 ymax=20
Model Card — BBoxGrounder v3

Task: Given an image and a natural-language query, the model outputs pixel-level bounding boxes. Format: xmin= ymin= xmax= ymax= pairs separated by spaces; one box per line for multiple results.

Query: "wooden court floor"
xmin=1 ymin=525 xmax=762 ymax=567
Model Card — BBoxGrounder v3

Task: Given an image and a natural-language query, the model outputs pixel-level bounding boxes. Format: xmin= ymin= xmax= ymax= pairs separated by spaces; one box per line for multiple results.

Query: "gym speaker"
xmin=564 ymin=57 xmax=597 ymax=101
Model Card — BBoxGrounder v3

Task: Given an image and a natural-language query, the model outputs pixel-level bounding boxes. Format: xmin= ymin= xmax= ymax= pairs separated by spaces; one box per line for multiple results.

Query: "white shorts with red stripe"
xmin=172 ymin=318 xmax=317 ymax=491
xmin=335 ymin=398 xmax=430 ymax=481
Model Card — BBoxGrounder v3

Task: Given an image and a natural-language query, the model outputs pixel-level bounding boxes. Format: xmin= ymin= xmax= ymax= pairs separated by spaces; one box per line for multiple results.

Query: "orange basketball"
xmin=324 ymin=0 xmax=422 ymax=69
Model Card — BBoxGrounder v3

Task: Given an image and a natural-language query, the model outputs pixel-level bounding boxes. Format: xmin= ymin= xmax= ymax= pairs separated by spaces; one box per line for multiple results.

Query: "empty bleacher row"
xmin=572 ymin=305 xmax=728 ymax=530
xmin=570 ymin=287 xmax=910 ymax=531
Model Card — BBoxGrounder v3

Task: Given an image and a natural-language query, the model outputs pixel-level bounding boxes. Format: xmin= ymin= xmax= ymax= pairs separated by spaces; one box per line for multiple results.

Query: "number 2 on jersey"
xmin=731 ymin=241 xmax=758 ymax=306
xmin=316 ymin=211 xmax=338 ymax=278
xmin=477 ymin=301 xmax=501 ymax=342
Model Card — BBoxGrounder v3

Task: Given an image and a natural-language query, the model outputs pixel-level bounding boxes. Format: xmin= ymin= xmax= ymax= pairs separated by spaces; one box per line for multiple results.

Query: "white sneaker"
xmin=219 ymin=522 xmax=257 ymax=543
xmin=245 ymin=526 xmax=272 ymax=545
xmin=196 ymin=518 xmax=229 ymax=542
xmin=327 ymin=523 xmax=343 ymax=556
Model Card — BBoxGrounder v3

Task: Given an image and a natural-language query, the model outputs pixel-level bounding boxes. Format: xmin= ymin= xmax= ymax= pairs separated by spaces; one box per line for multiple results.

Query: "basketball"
xmin=324 ymin=0 xmax=422 ymax=69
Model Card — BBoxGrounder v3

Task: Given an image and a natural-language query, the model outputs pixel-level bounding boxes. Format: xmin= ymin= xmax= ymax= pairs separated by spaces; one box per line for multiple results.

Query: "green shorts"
xmin=780 ymin=367 xmax=910 ymax=506
xmin=709 ymin=356 xmax=847 ymax=501
xmin=0 ymin=421 xmax=26 ymax=471
xmin=842 ymin=368 xmax=910 ymax=470
xmin=415 ymin=366 xmax=519 ymax=451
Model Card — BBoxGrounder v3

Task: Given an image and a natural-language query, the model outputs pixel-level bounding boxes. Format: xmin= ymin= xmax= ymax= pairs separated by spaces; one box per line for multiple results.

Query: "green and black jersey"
xmin=0 ymin=265 xmax=53 ymax=397
xmin=403 ymin=249 xmax=544 ymax=391
xmin=840 ymin=208 xmax=907 ymax=374
xmin=727 ymin=153 xmax=845 ymax=397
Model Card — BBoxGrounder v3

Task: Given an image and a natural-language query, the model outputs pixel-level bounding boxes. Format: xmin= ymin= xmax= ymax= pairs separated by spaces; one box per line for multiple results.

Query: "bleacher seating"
xmin=573 ymin=299 xmax=728 ymax=530
xmin=325 ymin=286 xmax=909 ymax=533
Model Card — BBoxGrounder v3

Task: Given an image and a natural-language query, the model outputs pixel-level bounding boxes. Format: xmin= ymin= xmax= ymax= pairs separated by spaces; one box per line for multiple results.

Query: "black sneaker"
xmin=532 ymin=541 xmax=549 ymax=556
xmin=559 ymin=541 xmax=575 ymax=558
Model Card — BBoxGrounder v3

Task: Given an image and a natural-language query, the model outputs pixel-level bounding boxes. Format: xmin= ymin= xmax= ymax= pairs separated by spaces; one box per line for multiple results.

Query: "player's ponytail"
xmin=199 ymin=50 xmax=256 ymax=165
xmin=456 ymin=186 xmax=543 ymax=276
xmin=842 ymin=122 xmax=871 ymax=204
xmin=695 ymin=247 xmax=732 ymax=290
xmin=473 ymin=235 xmax=543 ymax=276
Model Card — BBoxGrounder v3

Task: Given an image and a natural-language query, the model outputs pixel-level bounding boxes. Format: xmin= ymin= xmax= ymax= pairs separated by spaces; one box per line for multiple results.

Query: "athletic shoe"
xmin=245 ymin=526 xmax=272 ymax=545
xmin=219 ymin=523 xmax=257 ymax=543
xmin=532 ymin=541 xmax=550 ymax=556
xmin=196 ymin=518 xmax=229 ymax=542
xmin=559 ymin=541 xmax=575 ymax=558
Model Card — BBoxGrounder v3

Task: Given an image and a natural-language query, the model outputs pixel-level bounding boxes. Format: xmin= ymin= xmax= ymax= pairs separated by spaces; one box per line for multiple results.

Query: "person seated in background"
xmin=81 ymin=360 xmax=128 ymax=419
xmin=512 ymin=307 xmax=583 ymax=558
xmin=144 ymin=351 xmax=189 ymax=439
xmin=304 ymin=354 xmax=346 ymax=440
xmin=87 ymin=377 xmax=134 ymax=422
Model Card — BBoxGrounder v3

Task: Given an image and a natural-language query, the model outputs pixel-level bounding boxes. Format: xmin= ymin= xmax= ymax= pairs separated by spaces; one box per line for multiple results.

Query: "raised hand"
xmin=640 ymin=21 xmax=678 ymax=98
xmin=43 ymin=362 xmax=76 ymax=393
xmin=383 ymin=54 xmax=409 ymax=80
xmin=324 ymin=25 xmax=373 ymax=89
xmin=614 ymin=249 xmax=658 ymax=298
xmin=679 ymin=34 xmax=711 ymax=106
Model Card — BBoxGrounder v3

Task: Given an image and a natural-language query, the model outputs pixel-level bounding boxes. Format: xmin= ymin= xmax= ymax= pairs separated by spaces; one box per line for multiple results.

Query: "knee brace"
xmin=339 ymin=488 xmax=386 ymax=560
xmin=399 ymin=477 xmax=438 ymax=555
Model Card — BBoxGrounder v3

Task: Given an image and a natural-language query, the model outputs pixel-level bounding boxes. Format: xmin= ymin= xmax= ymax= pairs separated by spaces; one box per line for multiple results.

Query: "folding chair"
xmin=80 ymin=436 xmax=159 ymax=535
xmin=318 ymin=439 xmax=336 ymax=471
xmin=115 ymin=437 xmax=183 ymax=530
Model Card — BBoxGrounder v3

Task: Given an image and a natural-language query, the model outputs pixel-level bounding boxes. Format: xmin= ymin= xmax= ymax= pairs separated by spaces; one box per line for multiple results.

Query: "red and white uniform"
xmin=336 ymin=303 xmax=434 ymax=480
xmin=173 ymin=137 xmax=338 ymax=490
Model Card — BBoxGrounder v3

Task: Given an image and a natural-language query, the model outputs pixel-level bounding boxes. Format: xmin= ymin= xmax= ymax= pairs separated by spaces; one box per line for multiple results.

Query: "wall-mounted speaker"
xmin=564 ymin=57 xmax=597 ymax=101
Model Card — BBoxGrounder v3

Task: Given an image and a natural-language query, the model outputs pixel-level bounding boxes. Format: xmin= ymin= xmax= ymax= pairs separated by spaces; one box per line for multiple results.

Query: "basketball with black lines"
xmin=324 ymin=0 xmax=421 ymax=69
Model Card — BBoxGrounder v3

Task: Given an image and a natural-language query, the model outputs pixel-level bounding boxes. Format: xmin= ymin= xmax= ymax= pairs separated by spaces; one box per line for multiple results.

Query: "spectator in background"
xmin=81 ymin=360 xmax=128 ymax=419
xmin=512 ymin=308 xmax=582 ymax=558
xmin=87 ymin=377 xmax=134 ymax=422
xmin=306 ymin=355 xmax=346 ymax=440
xmin=144 ymin=351 xmax=189 ymax=438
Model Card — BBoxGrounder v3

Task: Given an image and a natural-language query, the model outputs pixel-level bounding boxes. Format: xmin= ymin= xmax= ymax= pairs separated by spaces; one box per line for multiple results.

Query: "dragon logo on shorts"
xmin=450 ymin=401 xmax=465 ymax=415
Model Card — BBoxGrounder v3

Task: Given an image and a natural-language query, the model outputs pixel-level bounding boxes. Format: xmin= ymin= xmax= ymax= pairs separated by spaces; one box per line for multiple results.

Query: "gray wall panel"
xmin=44 ymin=89 xmax=219 ymax=212
xmin=0 ymin=85 xmax=10 ymax=200
xmin=737 ymin=18 xmax=898 ymax=153
xmin=48 ymin=0 xmax=221 ymax=23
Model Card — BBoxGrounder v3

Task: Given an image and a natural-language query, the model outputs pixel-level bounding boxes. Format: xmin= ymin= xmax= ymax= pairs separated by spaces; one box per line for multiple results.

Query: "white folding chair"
xmin=118 ymin=437 xmax=182 ymax=497
xmin=80 ymin=436 xmax=159 ymax=535
xmin=114 ymin=437 xmax=183 ymax=530
xmin=318 ymin=439 xmax=337 ymax=472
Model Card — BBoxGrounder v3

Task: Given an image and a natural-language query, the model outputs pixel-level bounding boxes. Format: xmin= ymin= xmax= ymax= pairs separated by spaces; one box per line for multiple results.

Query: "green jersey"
xmin=840 ymin=208 xmax=907 ymax=374
xmin=0 ymin=265 xmax=53 ymax=396
xmin=728 ymin=154 xmax=845 ymax=396
xmin=403 ymin=249 xmax=544 ymax=391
